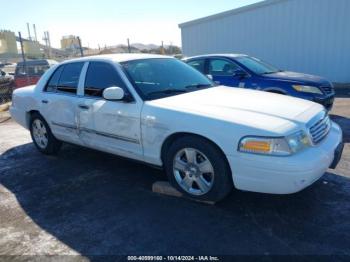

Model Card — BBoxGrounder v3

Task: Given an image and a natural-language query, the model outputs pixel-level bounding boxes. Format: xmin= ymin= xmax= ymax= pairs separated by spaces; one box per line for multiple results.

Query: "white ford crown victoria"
xmin=10 ymin=54 xmax=343 ymax=202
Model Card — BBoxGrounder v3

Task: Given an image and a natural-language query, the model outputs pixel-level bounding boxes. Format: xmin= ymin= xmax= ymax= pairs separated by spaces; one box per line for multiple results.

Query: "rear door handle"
xmin=78 ymin=104 xmax=89 ymax=110
xmin=41 ymin=100 xmax=49 ymax=104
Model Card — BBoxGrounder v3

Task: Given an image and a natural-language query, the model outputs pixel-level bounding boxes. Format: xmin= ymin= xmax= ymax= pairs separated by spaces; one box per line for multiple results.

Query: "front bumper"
xmin=329 ymin=140 xmax=344 ymax=169
xmin=227 ymin=122 xmax=343 ymax=194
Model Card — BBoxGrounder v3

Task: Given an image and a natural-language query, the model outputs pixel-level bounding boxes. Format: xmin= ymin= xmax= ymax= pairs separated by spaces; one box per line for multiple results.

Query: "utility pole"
xmin=18 ymin=32 xmax=26 ymax=64
xmin=169 ymin=41 xmax=173 ymax=55
xmin=18 ymin=32 xmax=29 ymax=85
xmin=127 ymin=38 xmax=131 ymax=53
xmin=161 ymin=41 xmax=165 ymax=55
xmin=77 ymin=36 xmax=84 ymax=57
xmin=46 ymin=31 xmax=52 ymax=58
xmin=42 ymin=31 xmax=49 ymax=58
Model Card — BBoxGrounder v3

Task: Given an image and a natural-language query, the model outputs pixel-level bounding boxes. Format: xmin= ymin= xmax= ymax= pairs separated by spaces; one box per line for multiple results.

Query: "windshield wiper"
xmin=262 ymin=70 xmax=282 ymax=75
xmin=185 ymin=83 xmax=213 ymax=89
xmin=147 ymin=89 xmax=188 ymax=96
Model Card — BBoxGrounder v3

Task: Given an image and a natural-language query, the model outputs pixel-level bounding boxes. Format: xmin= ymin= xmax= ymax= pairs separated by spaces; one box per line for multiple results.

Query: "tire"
xmin=164 ymin=136 xmax=233 ymax=202
xmin=30 ymin=113 xmax=62 ymax=155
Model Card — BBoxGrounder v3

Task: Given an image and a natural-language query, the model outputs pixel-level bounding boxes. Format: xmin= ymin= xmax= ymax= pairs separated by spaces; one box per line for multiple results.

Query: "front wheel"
xmin=165 ymin=136 xmax=233 ymax=202
xmin=30 ymin=113 xmax=62 ymax=155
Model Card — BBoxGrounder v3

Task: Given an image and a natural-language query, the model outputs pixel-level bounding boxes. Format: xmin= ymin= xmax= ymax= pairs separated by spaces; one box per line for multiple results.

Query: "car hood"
xmin=147 ymin=86 xmax=323 ymax=134
xmin=262 ymin=71 xmax=330 ymax=86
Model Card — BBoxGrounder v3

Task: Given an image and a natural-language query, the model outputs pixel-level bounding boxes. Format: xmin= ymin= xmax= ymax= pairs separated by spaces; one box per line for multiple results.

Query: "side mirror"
xmin=206 ymin=74 xmax=213 ymax=80
xmin=233 ymin=70 xmax=248 ymax=78
xmin=103 ymin=86 xmax=125 ymax=101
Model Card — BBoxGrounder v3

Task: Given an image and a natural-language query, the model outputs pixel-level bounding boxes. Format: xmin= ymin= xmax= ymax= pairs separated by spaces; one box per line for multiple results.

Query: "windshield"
xmin=236 ymin=56 xmax=280 ymax=75
xmin=121 ymin=58 xmax=214 ymax=100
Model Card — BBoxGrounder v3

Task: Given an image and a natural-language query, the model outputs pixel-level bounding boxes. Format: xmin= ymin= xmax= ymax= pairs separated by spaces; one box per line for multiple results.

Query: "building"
xmin=23 ymin=40 xmax=42 ymax=58
xmin=61 ymin=35 xmax=81 ymax=50
xmin=0 ymin=30 xmax=18 ymax=57
xmin=179 ymin=0 xmax=350 ymax=83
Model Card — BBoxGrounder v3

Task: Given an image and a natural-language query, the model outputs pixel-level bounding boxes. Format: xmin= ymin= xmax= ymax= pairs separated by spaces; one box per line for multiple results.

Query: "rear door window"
xmin=57 ymin=62 xmax=84 ymax=94
xmin=45 ymin=66 xmax=64 ymax=92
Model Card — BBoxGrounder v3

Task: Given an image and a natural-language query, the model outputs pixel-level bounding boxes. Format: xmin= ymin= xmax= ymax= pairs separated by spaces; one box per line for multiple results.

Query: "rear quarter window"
xmin=45 ymin=66 xmax=64 ymax=92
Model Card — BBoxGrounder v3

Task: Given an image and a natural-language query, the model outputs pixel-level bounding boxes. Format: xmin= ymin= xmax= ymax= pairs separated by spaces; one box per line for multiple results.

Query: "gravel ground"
xmin=0 ymin=98 xmax=349 ymax=260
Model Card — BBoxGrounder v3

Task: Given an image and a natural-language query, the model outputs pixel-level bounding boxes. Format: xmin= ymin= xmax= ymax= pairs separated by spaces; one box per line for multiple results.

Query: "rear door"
xmin=40 ymin=62 xmax=85 ymax=145
xmin=76 ymin=61 xmax=143 ymax=160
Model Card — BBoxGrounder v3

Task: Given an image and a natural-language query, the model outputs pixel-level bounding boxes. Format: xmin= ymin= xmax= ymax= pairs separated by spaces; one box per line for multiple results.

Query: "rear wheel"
xmin=165 ymin=136 xmax=233 ymax=202
xmin=30 ymin=113 xmax=62 ymax=155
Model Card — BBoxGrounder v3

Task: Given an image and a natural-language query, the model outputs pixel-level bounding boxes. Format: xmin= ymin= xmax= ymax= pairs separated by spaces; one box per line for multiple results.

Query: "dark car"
xmin=14 ymin=59 xmax=57 ymax=89
xmin=0 ymin=69 xmax=14 ymax=103
xmin=184 ymin=54 xmax=335 ymax=110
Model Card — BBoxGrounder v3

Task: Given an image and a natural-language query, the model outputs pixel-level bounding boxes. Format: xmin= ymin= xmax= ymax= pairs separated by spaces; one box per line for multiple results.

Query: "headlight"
xmin=238 ymin=131 xmax=310 ymax=156
xmin=292 ymin=85 xmax=323 ymax=94
xmin=285 ymin=131 xmax=310 ymax=153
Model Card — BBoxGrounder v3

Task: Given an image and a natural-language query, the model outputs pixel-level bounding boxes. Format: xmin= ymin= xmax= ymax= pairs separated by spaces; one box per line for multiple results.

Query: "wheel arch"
xmin=26 ymin=110 xmax=40 ymax=128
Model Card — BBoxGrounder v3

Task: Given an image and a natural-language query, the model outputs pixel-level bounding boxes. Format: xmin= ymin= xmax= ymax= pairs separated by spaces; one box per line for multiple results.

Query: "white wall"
xmin=180 ymin=0 xmax=350 ymax=83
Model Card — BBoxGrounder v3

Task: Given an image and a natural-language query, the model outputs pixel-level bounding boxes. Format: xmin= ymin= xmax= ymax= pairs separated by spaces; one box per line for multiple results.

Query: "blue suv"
xmin=183 ymin=54 xmax=335 ymax=110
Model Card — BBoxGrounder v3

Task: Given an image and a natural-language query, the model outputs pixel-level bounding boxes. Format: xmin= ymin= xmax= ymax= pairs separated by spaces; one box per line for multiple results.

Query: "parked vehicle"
xmin=14 ymin=59 xmax=57 ymax=89
xmin=10 ymin=54 xmax=343 ymax=202
xmin=184 ymin=54 xmax=335 ymax=110
xmin=0 ymin=63 xmax=17 ymax=77
xmin=0 ymin=69 xmax=13 ymax=82
xmin=0 ymin=69 xmax=14 ymax=103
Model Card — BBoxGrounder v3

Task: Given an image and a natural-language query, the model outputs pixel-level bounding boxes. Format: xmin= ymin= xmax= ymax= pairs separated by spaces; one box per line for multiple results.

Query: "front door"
xmin=77 ymin=61 xmax=143 ymax=160
xmin=208 ymin=58 xmax=245 ymax=87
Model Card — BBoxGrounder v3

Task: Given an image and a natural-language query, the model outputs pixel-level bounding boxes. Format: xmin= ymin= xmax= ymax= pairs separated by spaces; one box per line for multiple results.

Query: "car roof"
xmin=183 ymin=54 xmax=248 ymax=61
xmin=16 ymin=59 xmax=57 ymax=66
xmin=61 ymin=53 xmax=173 ymax=64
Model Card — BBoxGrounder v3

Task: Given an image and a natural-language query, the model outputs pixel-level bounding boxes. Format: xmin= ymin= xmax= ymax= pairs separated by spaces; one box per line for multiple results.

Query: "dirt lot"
xmin=0 ymin=97 xmax=350 ymax=259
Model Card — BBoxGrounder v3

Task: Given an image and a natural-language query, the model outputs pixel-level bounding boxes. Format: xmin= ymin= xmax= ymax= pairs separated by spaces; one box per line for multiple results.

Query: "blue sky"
xmin=2 ymin=0 xmax=261 ymax=48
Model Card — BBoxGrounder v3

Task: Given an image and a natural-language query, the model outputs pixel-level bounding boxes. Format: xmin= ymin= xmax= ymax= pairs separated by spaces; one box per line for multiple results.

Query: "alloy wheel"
xmin=173 ymin=148 xmax=215 ymax=195
xmin=32 ymin=119 xmax=48 ymax=149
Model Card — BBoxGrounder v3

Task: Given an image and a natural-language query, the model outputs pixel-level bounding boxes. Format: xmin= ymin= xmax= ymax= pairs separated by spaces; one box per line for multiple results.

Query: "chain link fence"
xmin=0 ymin=79 xmax=13 ymax=105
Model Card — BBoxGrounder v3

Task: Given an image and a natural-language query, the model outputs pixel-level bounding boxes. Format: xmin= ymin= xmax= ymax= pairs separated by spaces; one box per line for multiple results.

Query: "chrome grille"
xmin=309 ymin=113 xmax=331 ymax=144
xmin=320 ymin=85 xmax=334 ymax=95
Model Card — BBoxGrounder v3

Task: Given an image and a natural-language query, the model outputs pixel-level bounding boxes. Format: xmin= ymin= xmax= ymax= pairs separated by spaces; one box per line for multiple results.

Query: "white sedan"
xmin=10 ymin=54 xmax=343 ymax=202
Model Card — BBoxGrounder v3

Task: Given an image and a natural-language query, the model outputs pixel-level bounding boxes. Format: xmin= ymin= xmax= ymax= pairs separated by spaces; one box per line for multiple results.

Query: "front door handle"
xmin=41 ymin=100 xmax=49 ymax=104
xmin=78 ymin=104 xmax=89 ymax=110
